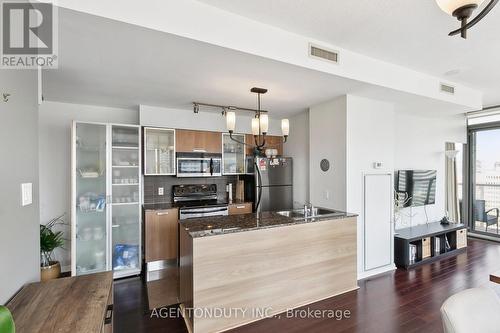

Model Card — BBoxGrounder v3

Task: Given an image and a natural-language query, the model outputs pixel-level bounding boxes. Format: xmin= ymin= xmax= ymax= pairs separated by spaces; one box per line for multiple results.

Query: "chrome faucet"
xmin=304 ymin=202 xmax=314 ymax=217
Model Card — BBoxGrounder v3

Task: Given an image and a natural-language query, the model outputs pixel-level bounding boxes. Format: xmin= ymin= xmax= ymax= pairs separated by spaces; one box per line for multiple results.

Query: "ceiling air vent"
xmin=309 ymin=44 xmax=339 ymax=64
xmin=440 ymin=83 xmax=455 ymax=95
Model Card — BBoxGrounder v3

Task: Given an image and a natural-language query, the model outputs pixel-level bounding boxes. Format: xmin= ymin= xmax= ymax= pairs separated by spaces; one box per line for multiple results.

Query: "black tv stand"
xmin=394 ymin=222 xmax=467 ymax=269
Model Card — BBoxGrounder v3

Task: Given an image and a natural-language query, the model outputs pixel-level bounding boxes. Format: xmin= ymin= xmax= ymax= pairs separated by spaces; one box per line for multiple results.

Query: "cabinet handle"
xmin=157 ymin=212 xmax=169 ymax=216
xmin=104 ymin=304 xmax=113 ymax=325
xmin=236 ymin=206 xmax=246 ymax=209
xmin=193 ymin=148 xmax=207 ymax=153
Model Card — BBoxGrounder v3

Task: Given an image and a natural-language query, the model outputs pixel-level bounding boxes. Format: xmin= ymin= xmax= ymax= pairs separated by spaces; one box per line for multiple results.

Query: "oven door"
xmin=177 ymin=158 xmax=222 ymax=177
xmin=179 ymin=206 xmax=229 ymax=220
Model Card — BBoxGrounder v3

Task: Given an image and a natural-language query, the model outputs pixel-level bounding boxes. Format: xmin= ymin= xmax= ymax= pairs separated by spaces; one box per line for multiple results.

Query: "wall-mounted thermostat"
xmin=373 ymin=162 xmax=383 ymax=169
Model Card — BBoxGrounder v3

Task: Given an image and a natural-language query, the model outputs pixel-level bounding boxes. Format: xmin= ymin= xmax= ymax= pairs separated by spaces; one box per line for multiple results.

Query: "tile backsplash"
xmin=143 ymin=175 xmax=238 ymax=204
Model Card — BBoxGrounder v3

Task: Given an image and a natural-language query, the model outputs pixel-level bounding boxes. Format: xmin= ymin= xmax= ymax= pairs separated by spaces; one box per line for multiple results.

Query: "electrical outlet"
xmin=158 ymin=187 xmax=164 ymax=196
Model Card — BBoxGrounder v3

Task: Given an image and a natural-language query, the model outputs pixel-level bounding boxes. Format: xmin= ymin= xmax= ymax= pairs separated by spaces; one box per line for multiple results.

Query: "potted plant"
xmin=40 ymin=214 xmax=66 ymax=281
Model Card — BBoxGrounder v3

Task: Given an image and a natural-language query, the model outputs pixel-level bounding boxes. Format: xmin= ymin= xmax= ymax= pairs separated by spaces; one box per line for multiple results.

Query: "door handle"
xmin=156 ymin=212 xmax=169 ymax=216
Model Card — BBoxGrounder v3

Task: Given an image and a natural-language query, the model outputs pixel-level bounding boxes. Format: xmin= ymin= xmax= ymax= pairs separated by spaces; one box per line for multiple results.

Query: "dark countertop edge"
xmin=183 ymin=212 xmax=358 ymax=238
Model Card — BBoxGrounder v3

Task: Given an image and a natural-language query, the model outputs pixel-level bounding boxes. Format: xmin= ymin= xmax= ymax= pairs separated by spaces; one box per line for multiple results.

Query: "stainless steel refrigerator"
xmin=254 ymin=157 xmax=293 ymax=212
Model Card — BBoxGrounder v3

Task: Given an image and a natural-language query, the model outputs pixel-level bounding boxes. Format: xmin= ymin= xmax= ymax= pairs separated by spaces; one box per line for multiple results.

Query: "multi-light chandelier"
xmin=436 ymin=0 xmax=498 ymax=38
xmin=193 ymin=87 xmax=289 ymax=152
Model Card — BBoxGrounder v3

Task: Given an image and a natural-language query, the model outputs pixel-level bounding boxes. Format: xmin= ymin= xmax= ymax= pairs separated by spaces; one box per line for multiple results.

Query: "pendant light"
xmin=225 ymin=87 xmax=289 ymax=152
xmin=435 ymin=0 xmax=498 ymax=38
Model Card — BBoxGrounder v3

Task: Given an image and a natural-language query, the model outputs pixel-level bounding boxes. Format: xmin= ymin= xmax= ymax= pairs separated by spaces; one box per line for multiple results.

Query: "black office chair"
xmin=474 ymin=200 xmax=499 ymax=234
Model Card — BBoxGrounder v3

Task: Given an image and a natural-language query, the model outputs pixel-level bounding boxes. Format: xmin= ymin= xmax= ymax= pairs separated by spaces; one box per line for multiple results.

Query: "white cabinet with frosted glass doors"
xmin=144 ymin=127 xmax=176 ymax=175
xmin=71 ymin=121 xmax=142 ymax=279
xmin=222 ymin=133 xmax=246 ymax=175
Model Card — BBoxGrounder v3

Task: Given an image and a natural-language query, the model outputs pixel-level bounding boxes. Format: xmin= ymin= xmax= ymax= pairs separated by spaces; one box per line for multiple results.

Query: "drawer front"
xmin=422 ymin=237 xmax=431 ymax=258
xmin=228 ymin=203 xmax=253 ymax=215
xmin=456 ymin=229 xmax=467 ymax=249
xmin=145 ymin=209 xmax=179 ymax=262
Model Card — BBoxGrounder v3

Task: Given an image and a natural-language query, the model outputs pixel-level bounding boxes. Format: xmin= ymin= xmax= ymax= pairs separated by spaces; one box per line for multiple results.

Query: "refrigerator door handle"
xmin=255 ymin=160 xmax=263 ymax=212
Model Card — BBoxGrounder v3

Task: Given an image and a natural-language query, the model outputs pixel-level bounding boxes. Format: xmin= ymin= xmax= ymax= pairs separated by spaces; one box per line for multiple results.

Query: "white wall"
xmin=346 ymin=95 xmax=395 ymax=214
xmin=307 ymin=94 xmax=467 ymax=279
xmin=58 ymin=0 xmax=482 ymax=109
xmin=394 ymin=112 xmax=467 ymax=228
xmin=309 ymin=96 xmax=347 ymax=210
xmin=38 ymin=101 xmax=138 ymax=270
xmin=284 ymin=111 xmax=309 ymax=205
xmin=0 ymin=70 xmax=40 ymax=304
xmin=345 ymin=95 xmax=395 ymax=277
xmin=140 ymin=105 xmax=284 ymax=135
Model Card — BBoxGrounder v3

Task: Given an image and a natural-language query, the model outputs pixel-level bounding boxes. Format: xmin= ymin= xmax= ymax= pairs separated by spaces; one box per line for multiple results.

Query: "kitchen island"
xmin=179 ymin=210 xmax=358 ymax=333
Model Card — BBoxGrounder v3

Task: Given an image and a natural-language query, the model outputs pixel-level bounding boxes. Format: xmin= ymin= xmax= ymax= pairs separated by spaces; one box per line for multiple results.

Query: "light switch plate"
xmin=21 ymin=183 xmax=33 ymax=206
xmin=158 ymin=187 xmax=164 ymax=196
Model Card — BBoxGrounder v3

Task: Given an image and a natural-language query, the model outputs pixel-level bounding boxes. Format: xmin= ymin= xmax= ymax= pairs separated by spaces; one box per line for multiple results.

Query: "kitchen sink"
xmin=276 ymin=207 xmax=345 ymax=220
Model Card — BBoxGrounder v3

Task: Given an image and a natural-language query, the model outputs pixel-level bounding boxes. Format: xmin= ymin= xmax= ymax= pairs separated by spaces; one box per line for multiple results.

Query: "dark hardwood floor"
xmin=114 ymin=238 xmax=500 ymax=333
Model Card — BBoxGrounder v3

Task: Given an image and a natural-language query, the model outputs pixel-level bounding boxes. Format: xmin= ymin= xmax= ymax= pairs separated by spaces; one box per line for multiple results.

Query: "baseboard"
xmin=468 ymin=232 xmax=500 ymax=243
xmin=357 ymin=264 xmax=396 ymax=280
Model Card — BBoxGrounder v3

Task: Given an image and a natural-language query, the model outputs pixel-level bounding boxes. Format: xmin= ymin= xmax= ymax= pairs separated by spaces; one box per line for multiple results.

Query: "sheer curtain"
xmin=445 ymin=142 xmax=460 ymax=222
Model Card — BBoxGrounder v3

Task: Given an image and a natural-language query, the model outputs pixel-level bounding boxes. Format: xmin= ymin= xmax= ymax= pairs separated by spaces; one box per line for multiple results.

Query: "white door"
xmin=364 ymin=173 xmax=393 ymax=271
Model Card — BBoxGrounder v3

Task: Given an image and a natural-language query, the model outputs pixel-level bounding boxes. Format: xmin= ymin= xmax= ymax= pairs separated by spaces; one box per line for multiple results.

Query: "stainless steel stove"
xmin=173 ymin=184 xmax=229 ymax=220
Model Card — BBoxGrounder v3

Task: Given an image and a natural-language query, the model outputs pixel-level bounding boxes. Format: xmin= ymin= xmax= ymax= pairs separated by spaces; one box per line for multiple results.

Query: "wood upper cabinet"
xmin=176 ymin=129 xmax=222 ymax=154
xmin=245 ymin=134 xmax=284 ymax=156
xmin=145 ymin=208 xmax=178 ymax=262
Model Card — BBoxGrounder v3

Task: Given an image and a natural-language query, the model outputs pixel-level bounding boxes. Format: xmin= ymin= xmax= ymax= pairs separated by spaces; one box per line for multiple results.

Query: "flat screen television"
xmin=395 ymin=170 xmax=436 ymax=207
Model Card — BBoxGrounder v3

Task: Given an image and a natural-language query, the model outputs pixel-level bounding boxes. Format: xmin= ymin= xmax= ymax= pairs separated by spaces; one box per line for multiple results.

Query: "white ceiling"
xmin=43 ymin=8 xmax=472 ymax=117
xmin=197 ymin=0 xmax=500 ymax=106
xmin=43 ymin=9 xmax=366 ymax=117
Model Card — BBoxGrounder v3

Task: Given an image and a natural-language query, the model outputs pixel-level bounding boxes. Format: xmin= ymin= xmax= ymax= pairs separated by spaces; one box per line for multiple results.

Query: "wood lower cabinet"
xmin=176 ymin=129 xmax=222 ymax=153
xmin=245 ymin=134 xmax=284 ymax=156
xmin=145 ymin=208 xmax=178 ymax=262
xmin=228 ymin=202 xmax=253 ymax=215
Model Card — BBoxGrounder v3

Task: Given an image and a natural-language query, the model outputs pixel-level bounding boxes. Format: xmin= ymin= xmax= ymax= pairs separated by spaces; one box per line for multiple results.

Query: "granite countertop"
xmin=180 ymin=210 xmax=357 ymax=238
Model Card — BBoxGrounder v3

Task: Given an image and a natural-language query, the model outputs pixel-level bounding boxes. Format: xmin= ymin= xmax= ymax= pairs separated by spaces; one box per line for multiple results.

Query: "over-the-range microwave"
xmin=176 ymin=153 xmax=222 ymax=177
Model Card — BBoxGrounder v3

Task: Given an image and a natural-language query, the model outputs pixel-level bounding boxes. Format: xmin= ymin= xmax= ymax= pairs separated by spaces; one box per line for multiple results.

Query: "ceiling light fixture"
xmin=436 ymin=0 xmax=498 ymax=38
xmin=192 ymin=88 xmax=289 ymax=154
xmin=226 ymin=87 xmax=289 ymax=153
